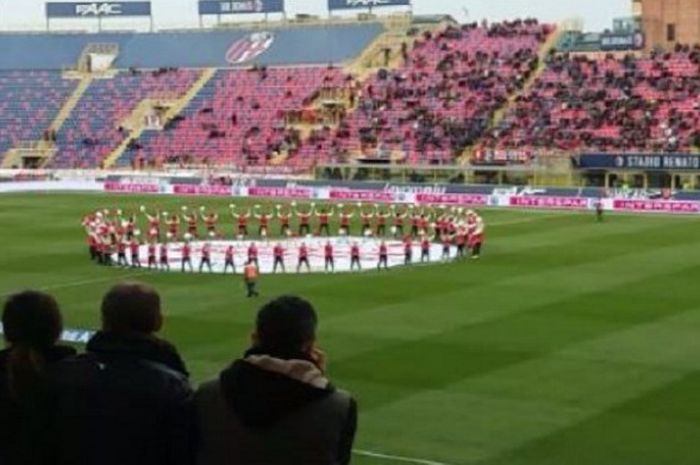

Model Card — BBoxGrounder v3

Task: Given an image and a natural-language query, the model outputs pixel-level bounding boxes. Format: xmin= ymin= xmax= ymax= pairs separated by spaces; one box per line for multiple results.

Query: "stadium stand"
xmin=480 ymin=45 xmax=700 ymax=154
xmin=120 ymin=67 xmax=350 ymax=168
xmin=0 ymin=71 xmax=77 ymax=159
xmin=291 ymin=19 xmax=554 ymax=167
xmin=0 ymin=22 xmax=387 ymax=169
xmin=50 ymin=69 xmax=201 ymax=168
xmin=3 ymin=18 xmax=700 ymax=171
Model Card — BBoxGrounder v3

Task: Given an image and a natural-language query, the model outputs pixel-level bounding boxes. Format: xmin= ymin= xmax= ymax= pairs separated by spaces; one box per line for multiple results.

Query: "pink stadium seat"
xmin=480 ymin=45 xmax=700 ymax=155
xmin=289 ymin=19 xmax=553 ymax=168
xmin=49 ymin=69 xmax=200 ymax=168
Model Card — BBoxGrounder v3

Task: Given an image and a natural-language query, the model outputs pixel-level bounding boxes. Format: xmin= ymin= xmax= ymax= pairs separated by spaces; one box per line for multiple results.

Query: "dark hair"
xmin=101 ymin=282 xmax=161 ymax=334
xmin=2 ymin=291 xmax=63 ymax=399
xmin=254 ymin=295 xmax=317 ymax=358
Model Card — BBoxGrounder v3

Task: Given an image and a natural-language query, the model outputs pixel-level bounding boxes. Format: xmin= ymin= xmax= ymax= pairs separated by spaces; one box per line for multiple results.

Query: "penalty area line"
xmin=353 ymin=449 xmax=457 ymax=465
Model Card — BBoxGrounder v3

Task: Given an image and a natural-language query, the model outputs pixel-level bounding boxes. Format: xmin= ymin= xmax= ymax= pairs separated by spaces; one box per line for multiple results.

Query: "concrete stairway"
xmin=102 ymin=68 xmax=217 ymax=168
xmin=49 ymin=74 xmax=94 ymax=133
xmin=1 ymin=73 xmax=94 ymax=168
xmin=460 ymin=26 xmax=564 ymax=165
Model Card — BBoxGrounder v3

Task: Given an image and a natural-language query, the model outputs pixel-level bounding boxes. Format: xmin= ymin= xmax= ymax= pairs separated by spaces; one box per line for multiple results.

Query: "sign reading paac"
xmin=46 ymin=2 xmax=152 ymax=18
xmin=76 ymin=3 xmax=121 ymax=15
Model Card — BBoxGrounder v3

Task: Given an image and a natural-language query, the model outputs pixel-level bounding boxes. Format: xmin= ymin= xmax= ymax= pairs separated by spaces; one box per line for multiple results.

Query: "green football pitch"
xmin=2 ymin=192 xmax=700 ymax=465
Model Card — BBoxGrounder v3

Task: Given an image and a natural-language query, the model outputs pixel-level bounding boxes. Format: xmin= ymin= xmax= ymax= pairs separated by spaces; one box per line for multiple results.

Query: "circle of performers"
xmin=82 ymin=203 xmax=486 ymax=273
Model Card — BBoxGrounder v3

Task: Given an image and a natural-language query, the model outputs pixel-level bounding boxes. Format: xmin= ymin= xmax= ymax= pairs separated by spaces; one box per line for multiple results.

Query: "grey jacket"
xmin=194 ymin=354 xmax=357 ymax=465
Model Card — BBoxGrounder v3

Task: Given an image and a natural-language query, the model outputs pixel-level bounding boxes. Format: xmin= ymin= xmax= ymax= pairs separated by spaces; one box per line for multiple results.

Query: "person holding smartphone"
xmin=194 ymin=296 xmax=357 ymax=465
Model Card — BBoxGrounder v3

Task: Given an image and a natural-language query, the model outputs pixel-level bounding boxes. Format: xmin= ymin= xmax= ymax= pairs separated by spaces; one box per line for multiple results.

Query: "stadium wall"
xmin=638 ymin=0 xmax=700 ymax=49
xmin=0 ymin=23 xmax=384 ymax=70
xmin=2 ymin=171 xmax=700 ymax=215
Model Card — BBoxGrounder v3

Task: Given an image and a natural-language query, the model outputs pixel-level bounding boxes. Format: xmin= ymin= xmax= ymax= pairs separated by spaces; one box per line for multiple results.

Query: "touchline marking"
xmin=353 ymin=449 xmax=457 ymax=465
xmin=0 ymin=271 xmax=151 ymax=297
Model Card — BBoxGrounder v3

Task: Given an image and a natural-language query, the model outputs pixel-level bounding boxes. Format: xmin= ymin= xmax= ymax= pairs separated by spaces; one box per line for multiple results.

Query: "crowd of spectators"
xmin=294 ymin=19 xmax=553 ymax=166
xmin=0 ymin=283 xmax=357 ymax=465
xmin=21 ymin=20 xmax=700 ymax=170
xmin=480 ymin=44 xmax=700 ymax=154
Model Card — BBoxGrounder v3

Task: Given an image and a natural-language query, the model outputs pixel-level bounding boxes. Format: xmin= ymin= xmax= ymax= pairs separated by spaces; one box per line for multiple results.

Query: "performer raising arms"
xmin=142 ymin=206 xmax=161 ymax=242
xmin=434 ymin=206 xmax=447 ymax=238
xmin=182 ymin=207 xmax=199 ymax=239
xmin=316 ymin=205 xmax=334 ymax=236
xmin=359 ymin=203 xmax=374 ymax=236
xmin=254 ymin=205 xmax=273 ymax=238
xmin=165 ymin=212 xmax=180 ymax=240
xmin=294 ymin=202 xmax=313 ymax=237
xmin=428 ymin=205 xmax=451 ymax=237
xmin=230 ymin=204 xmax=251 ymax=238
xmin=419 ymin=210 xmax=431 ymax=237
xmin=123 ymin=212 xmax=136 ymax=241
xmin=410 ymin=207 xmax=421 ymax=237
xmin=201 ymin=207 xmax=219 ymax=237
xmin=445 ymin=212 xmax=458 ymax=239
xmin=338 ymin=204 xmax=354 ymax=236
xmin=375 ymin=205 xmax=391 ymax=237
xmin=276 ymin=204 xmax=292 ymax=237
xmin=392 ymin=205 xmax=409 ymax=238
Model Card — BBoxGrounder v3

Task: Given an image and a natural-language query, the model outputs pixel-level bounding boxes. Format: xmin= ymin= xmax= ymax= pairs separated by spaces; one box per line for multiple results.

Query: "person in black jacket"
xmin=194 ymin=295 xmax=358 ymax=465
xmin=0 ymin=290 xmax=76 ymax=465
xmin=50 ymin=282 xmax=194 ymax=465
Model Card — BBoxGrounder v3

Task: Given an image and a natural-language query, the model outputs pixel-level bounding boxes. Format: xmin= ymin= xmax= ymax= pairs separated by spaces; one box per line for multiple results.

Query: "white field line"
xmin=0 ymin=271 xmax=151 ymax=297
xmin=354 ymin=449 xmax=457 ymax=465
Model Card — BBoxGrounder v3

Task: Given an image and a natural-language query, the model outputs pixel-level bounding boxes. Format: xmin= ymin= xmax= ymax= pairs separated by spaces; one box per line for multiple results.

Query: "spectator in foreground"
xmin=195 ymin=295 xmax=357 ymax=465
xmin=51 ymin=282 xmax=194 ymax=465
xmin=0 ymin=291 xmax=76 ymax=465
